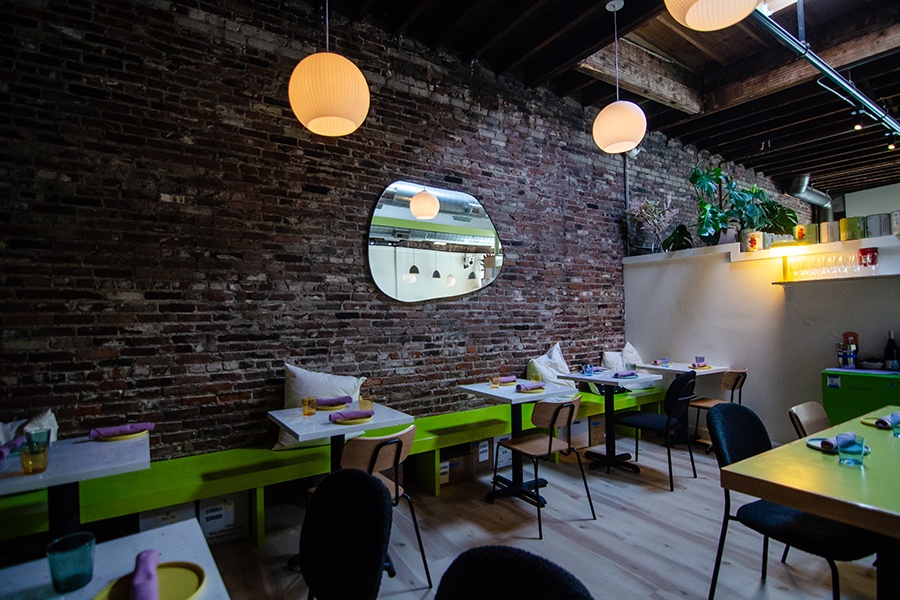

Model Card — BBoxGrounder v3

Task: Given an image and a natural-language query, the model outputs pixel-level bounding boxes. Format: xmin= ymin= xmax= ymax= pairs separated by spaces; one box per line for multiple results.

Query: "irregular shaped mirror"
xmin=368 ymin=181 xmax=503 ymax=302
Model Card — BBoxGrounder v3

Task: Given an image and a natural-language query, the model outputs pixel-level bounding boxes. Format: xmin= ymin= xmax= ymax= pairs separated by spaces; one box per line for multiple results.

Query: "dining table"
xmin=0 ymin=518 xmax=230 ymax=599
xmin=637 ymin=361 xmax=729 ymax=376
xmin=458 ymin=379 xmax=575 ymax=506
xmin=0 ymin=434 xmax=151 ymax=539
xmin=268 ymin=400 xmax=414 ymax=473
xmin=558 ymin=370 xmax=662 ymax=473
xmin=721 ymin=405 xmax=900 ymax=600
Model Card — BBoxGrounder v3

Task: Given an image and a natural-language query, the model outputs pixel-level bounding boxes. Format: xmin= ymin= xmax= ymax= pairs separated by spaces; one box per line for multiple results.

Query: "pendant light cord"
xmin=614 ymin=7 xmax=620 ymax=101
xmin=325 ymin=0 xmax=330 ymax=53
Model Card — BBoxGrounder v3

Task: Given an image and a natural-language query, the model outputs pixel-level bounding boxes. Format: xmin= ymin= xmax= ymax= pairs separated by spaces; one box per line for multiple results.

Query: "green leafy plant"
xmin=760 ymin=198 xmax=799 ymax=235
xmin=663 ymin=224 xmax=693 ymax=251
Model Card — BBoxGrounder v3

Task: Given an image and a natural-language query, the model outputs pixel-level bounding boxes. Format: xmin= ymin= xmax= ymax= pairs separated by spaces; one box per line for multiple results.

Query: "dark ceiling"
xmin=333 ymin=0 xmax=900 ymax=199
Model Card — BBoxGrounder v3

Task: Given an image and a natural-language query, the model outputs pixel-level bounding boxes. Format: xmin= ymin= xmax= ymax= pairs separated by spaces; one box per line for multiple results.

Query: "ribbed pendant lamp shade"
xmin=288 ymin=52 xmax=370 ymax=137
xmin=409 ymin=190 xmax=440 ymax=220
xmin=592 ymin=100 xmax=647 ymax=154
xmin=665 ymin=0 xmax=759 ymax=32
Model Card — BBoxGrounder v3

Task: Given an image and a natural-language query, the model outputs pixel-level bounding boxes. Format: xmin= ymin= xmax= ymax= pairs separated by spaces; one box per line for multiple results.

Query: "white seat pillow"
xmin=600 ymin=351 xmax=625 ymax=373
xmin=274 ymin=363 xmax=367 ymax=450
xmin=527 ymin=342 xmax=576 ymax=388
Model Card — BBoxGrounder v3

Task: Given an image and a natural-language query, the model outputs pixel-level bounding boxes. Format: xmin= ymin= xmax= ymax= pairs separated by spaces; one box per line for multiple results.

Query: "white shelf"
xmin=729 ymin=234 xmax=900 ymax=263
xmin=773 ymin=273 xmax=900 ymax=286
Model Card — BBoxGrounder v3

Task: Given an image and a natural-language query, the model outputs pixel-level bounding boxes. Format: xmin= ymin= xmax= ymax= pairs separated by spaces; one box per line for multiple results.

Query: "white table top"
xmin=559 ymin=370 xmax=663 ymax=386
xmin=268 ymin=401 xmax=413 ymax=442
xmin=637 ymin=362 xmax=729 ymax=375
xmin=0 ymin=435 xmax=150 ymax=496
xmin=458 ymin=380 xmax=577 ymax=404
xmin=0 ymin=518 xmax=229 ymax=599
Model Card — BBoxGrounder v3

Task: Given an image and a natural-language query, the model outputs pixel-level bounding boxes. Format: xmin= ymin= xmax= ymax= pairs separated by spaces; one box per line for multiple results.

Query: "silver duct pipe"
xmin=751 ymin=11 xmax=900 ymax=135
xmin=784 ymin=174 xmax=833 ymax=221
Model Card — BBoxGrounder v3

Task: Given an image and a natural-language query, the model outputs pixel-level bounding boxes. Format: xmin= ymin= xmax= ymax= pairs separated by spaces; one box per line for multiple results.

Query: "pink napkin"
xmin=131 ymin=549 xmax=160 ymax=600
xmin=328 ymin=409 xmax=375 ymax=423
xmin=0 ymin=434 xmax=26 ymax=459
xmin=614 ymin=370 xmax=637 ymax=378
xmin=317 ymin=396 xmax=351 ymax=407
xmin=820 ymin=431 xmax=857 ymax=452
xmin=89 ymin=422 xmax=155 ymax=440
xmin=875 ymin=412 xmax=900 ymax=429
xmin=691 ymin=361 xmax=708 ymax=368
xmin=498 ymin=376 xmax=518 ymax=384
xmin=516 ymin=381 xmax=544 ymax=392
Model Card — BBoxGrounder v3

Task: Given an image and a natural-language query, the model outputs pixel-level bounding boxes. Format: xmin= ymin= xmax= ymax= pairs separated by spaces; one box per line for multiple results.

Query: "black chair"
xmin=615 ymin=370 xmax=697 ymax=491
xmin=706 ymin=403 xmax=886 ymax=600
xmin=435 ymin=545 xmax=595 ymax=600
xmin=298 ymin=469 xmax=393 ymax=600
xmin=491 ymin=396 xmax=596 ymax=540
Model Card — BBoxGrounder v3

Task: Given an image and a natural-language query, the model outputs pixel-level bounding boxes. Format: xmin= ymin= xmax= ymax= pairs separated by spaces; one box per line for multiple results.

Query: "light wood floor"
xmin=211 ymin=438 xmax=878 ymax=599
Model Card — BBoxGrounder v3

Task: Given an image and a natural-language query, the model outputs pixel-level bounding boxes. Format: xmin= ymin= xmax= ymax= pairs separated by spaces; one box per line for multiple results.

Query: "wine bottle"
xmin=885 ymin=330 xmax=899 ymax=371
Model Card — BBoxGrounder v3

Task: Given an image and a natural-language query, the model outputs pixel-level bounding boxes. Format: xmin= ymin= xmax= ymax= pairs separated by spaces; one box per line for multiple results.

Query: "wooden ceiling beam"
xmin=395 ymin=0 xmax=435 ymax=35
xmin=656 ymin=14 xmax=728 ymax=66
xmin=704 ymin=19 xmax=900 ymax=113
xmin=575 ymin=39 xmax=703 ymax=114
xmin=466 ymin=0 xmax=552 ymax=62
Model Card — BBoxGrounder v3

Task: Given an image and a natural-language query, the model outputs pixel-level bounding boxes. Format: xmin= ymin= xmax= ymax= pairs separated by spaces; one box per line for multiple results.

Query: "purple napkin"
xmin=328 ymin=409 xmax=374 ymax=423
xmin=498 ymin=376 xmax=518 ymax=384
xmin=820 ymin=431 xmax=857 ymax=452
xmin=516 ymin=381 xmax=545 ymax=392
xmin=691 ymin=362 xmax=708 ymax=368
xmin=614 ymin=370 xmax=637 ymax=378
xmin=89 ymin=422 xmax=155 ymax=440
xmin=0 ymin=434 xmax=26 ymax=460
xmin=875 ymin=412 xmax=900 ymax=429
xmin=317 ymin=395 xmax=351 ymax=407
xmin=131 ymin=549 xmax=160 ymax=600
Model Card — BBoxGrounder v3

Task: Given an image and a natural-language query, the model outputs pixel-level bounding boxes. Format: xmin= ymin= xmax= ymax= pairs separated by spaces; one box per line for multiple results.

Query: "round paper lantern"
xmin=445 ymin=274 xmax=457 ymax=287
xmin=288 ymin=52 xmax=370 ymax=137
xmin=409 ymin=190 xmax=440 ymax=220
xmin=665 ymin=0 xmax=759 ymax=32
xmin=402 ymin=272 xmax=417 ymax=283
xmin=592 ymin=100 xmax=647 ymax=154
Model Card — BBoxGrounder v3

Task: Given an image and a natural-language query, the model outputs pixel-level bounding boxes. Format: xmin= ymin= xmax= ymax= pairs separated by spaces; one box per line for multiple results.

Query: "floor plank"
xmin=211 ymin=437 xmax=878 ymax=599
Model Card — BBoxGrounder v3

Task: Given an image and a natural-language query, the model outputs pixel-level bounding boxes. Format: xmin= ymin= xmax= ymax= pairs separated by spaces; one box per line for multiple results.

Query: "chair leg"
xmin=665 ymin=431 xmax=674 ymax=491
xmin=489 ymin=444 xmax=500 ymax=504
xmin=402 ymin=493 xmax=433 ymax=588
xmin=780 ymin=545 xmax=790 ymax=564
xmin=827 ymin=558 xmax=840 ymax=600
xmin=761 ymin=535 xmax=770 ymax=580
xmin=708 ymin=514 xmax=731 ymax=600
xmin=686 ymin=431 xmax=697 ymax=479
xmin=633 ymin=432 xmax=640 ymax=461
xmin=384 ymin=552 xmax=396 ymax=578
xmin=533 ymin=457 xmax=542 ymax=540
xmin=574 ymin=450 xmax=596 ymax=521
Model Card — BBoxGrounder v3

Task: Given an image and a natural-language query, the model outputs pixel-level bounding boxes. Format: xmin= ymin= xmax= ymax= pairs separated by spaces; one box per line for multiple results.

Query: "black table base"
xmin=584 ymin=450 xmax=641 ymax=474
xmin=485 ymin=475 xmax=548 ymax=507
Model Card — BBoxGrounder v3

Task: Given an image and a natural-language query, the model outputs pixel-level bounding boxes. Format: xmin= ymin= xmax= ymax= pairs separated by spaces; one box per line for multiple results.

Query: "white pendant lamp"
xmin=445 ymin=274 xmax=456 ymax=287
xmin=592 ymin=1 xmax=647 ymax=154
xmin=409 ymin=190 xmax=440 ymax=220
xmin=288 ymin=0 xmax=370 ymax=136
xmin=665 ymin=0 xmax=760 ymax=32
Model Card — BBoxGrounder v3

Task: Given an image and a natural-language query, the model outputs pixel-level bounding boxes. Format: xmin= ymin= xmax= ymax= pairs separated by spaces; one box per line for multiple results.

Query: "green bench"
xmin=0 ymin=386 xmax=663 ymax=544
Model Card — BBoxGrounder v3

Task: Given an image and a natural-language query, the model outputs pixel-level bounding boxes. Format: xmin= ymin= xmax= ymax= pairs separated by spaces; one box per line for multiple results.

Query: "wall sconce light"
xmin=410 ymin=190 xmax=440 ymax=220
xmin=665 ymin=0 xmax=759 ymax=32
xmin=592 ymin=1 xmax=647 ymax=154
xmin=287 ymin=0 xmax=370 ymax=137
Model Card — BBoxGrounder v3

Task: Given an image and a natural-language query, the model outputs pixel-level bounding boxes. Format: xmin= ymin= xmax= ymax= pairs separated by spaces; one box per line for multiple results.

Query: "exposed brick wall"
xmin=0 ymin=0 xmax=810 ymax=458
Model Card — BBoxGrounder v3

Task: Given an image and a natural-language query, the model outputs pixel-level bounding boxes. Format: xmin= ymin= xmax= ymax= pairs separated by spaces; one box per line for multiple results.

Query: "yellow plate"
xmin=692 ymin=365 xmax=712 ymax=370
xmin=94 ymin=561 xmax=205 ymax=600
xmin=860 ymin=417 xmax=882 ymax=428
xmin=317 ymin=403 xmax=347 ymax=411
xmin=97 ymin=430 xmax=150 ymax=442
xmin=499 ymin=382 xmax=516 ymax=386
xmin=333 ymin=416 xmax=373 ymax=425
xmin=517 ymin=388 xmax=546 ymax=394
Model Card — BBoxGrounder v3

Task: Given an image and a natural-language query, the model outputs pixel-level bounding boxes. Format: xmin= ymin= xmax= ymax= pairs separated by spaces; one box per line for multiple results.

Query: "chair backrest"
xmin=663 ymin=370 xmax=697 ymax=423
xmin=531 ymin=395 xmax=581 ymax=430
xmin=718 ymin=369 xmax=748 ymax=403
xmin=706 ymin=403 xmax=773 ymax=469
xmin=788 ymin=401 xmax=831 ymax=437
xmin=341 ymin=424 xmax=416 ymax=473
xmin=435 ymin=545 xmax=595 ymax=600
xmin=299 ymin=468 xmax=393 ymax=600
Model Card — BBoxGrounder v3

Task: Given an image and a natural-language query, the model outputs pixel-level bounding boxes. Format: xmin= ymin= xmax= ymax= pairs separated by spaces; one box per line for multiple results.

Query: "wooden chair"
xmin=788 ymin=401 xmax=831 ymax=437
xmin=341 ymin=424 xmax=432 ymax=588
xmin=490 ymin=396 xmax=596 ymax=540
xmin=689 ymin=369 xmax=748 ymax=451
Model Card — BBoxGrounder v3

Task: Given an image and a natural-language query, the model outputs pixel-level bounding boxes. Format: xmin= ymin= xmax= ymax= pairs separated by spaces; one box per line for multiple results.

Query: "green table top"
xmin=721 ymin=405 xmax=900 ymax=540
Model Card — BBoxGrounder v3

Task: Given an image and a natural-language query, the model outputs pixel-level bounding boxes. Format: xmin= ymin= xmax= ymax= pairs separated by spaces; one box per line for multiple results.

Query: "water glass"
xmin=837 ymin=435 xmax=866 ymax=466
xmin=892 ymin=412 xmax=900 ymax=438
xmin=529 ymin=372 xmax=542 ymax=383
xmin=660 ymin=357 xmax=671 ymax=367
xmin=359 ymin=395 xmax=374 ymax=411
xmin=489 ymin=376 xmax=500 ymax=389
xmin=583 ymin=364 xmax=594 ymax=376
xmin=301 ymin=396 xmax=317 ymax=417
xmin=47 ymin=532 xmax=95 ymax=593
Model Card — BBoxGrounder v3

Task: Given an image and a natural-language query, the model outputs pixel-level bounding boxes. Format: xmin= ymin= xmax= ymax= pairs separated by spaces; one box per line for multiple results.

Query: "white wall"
xmin=623 ymin=238 xmax=900 ymax=444
xmin=844 ymin=183 xmax=900 ymax=216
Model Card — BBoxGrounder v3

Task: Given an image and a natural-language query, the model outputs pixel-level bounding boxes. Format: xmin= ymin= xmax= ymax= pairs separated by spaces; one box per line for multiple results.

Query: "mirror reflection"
xmin=368 ymin=181 xmax=503 ymax=302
